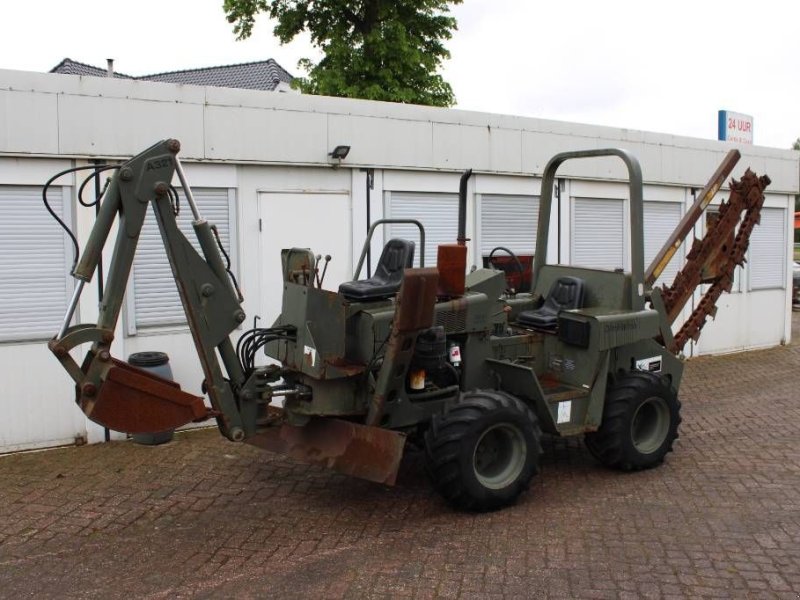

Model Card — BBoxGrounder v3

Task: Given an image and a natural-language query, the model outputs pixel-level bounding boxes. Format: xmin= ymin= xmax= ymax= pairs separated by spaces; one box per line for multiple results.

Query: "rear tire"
xmin=424 ymin=390 xmax=542 ymax=511
xmin=585 ymin=371 xmax=681 ymax=471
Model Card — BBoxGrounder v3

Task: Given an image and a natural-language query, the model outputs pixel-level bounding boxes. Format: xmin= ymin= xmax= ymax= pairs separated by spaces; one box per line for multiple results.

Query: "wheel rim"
xmin=472 ymin=423 xmax=527 ymax=489
xmin=631 ymin=396 xmax=670 ymax=454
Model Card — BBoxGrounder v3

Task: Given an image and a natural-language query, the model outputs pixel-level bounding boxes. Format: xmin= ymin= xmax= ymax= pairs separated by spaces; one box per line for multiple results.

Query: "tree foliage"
xmin=224 ymin=0 xmax=462 ymax=106
xmin=793 ymin=138 xmax=800 ymax=151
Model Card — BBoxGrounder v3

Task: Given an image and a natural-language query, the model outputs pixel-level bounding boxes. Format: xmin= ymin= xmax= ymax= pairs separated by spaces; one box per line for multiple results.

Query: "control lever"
xmin=314 ymin=254 xmax=322 ymax=287
xmin=318 ymin=255 xmax=331 ymax=288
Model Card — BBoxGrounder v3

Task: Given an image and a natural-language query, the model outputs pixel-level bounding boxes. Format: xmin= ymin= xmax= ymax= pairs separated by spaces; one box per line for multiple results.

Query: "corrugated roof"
xmin=49 ymin=58 xmax=293 ymax=91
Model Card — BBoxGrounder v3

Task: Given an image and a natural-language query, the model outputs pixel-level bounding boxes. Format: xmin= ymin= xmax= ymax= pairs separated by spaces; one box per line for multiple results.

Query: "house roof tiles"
xmin=50 ymin=58 xmax=133 ymax=79
xmin=143 ymin=59 xmax=293 ymax=91
xmin=50 ymin=58 xmax=293 ymax=91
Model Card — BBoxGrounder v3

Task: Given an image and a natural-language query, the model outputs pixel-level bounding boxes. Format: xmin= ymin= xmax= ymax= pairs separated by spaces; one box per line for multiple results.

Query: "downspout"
xmin=365 ymin=169 xmax=374 ymax=277
xmin=91 ymin=159 xmax=109 ymax=442
xmin=556 ymin=178 xmax=562 ymax=265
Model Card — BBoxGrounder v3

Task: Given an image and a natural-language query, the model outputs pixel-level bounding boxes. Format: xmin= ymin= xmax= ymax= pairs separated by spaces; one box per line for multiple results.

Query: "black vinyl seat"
xmin=339 ymin=239 xmax=415 ymax=301
xmin=517 ymin=276 xmax=585 ymax=331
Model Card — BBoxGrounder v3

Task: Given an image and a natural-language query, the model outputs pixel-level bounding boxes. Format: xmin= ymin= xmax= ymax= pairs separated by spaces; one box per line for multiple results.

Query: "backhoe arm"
xmin=49 ymin=139 xmax=249 ymax=440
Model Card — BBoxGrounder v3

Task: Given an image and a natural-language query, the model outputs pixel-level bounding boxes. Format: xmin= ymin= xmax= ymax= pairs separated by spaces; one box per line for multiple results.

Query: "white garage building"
xmin=0 ymin=68 xmax=797 ymax=453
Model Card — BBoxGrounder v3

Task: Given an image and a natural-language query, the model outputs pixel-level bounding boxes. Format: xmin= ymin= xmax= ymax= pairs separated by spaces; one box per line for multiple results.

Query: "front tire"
xmin=585 ymin=371 xmax=681 ymax=471
xmin=424 ymin=390 xmax=542 ymax=511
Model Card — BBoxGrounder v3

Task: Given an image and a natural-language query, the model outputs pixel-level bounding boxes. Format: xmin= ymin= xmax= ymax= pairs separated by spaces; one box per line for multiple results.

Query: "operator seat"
xmin=517 ymin=276 xmax=585 ymax=331
xmin=339 ymin=239 xmax=415 ymax=301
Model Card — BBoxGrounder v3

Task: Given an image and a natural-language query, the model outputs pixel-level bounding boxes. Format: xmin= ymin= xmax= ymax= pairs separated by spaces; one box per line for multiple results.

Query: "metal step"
xmin=540 ymin=380 xmax=590 ymax=404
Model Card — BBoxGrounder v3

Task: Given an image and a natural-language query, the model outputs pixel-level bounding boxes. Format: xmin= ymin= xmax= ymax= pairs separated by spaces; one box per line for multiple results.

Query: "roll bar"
xmin=353 ymin=218 xmax=426 ymax=280
xmin=532 ymin=149 xmax=645 ymax=311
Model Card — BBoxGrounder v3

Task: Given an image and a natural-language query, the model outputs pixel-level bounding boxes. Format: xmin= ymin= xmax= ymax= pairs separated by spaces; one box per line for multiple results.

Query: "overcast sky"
xmin=2 ymin=0 xmax=798 ymax=149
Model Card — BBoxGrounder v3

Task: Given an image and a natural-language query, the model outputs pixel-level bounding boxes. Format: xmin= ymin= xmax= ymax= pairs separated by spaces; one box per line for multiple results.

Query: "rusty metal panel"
xmin=436 ymin=244 xmax=467 ymax=297
xmin=366 ymin=268 xmax=440 ymax=426
xmin=395 ymin=268 xmax=439 ymax=332
xmin=247 ymin=418 xmax=407 ymax=486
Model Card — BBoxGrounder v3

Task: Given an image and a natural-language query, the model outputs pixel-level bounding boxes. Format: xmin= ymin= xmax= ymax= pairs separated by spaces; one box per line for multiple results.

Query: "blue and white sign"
xmin=718 ymin=110 xmax=753 ymax=144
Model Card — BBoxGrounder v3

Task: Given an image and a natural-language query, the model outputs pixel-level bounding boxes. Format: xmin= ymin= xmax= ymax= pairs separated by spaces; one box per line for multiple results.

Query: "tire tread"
xmin=424 ymin=390 xmax=542 ymax=511
xmin=585 ymin=371 xmax=681 ymax=471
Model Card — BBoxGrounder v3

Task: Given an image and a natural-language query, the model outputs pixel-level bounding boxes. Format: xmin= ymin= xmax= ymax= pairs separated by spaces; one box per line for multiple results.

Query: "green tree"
xmin=793 ymin=138 xmax=800 ymax=151
xmin=224 ymin=0 xmax=462 ymax=106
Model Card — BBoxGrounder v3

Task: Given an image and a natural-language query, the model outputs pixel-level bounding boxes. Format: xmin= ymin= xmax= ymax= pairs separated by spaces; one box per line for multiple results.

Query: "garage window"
xmin=130 ymin=188 xmax=237 ymax=330
xmin=748 ymin=207 xmax=786 ymax=290
xmin=0 ymin=186 xmax=74 ymax=342
xmin=384 ymin=192 xmax=458 ymax=267
xmin=480 ymin=194 xmax=539 ymax=256
xmin=643 ymin=201 xmax=683 ymax=286
xmin=571 ymin=197 xmax=625 ymax=270
xmin=480 ymin=194 xmax=538 ymax=289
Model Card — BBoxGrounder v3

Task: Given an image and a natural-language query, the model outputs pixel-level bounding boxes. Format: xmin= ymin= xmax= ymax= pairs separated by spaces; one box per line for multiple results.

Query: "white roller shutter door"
xmin=480 ymin=195 xmax=539 ymax=256
xmin=571 ymin=197 xmax=625 ymax=270
xmin=0 ymin=186 xmax=73 ymax=342
xmin=643 ymin=201 xmax=683 ymax=286
xmin=749 ymin=207 xmax=786 ymax=290
xmin=385 ymin=192 xmax=458 ymax=267
xmin=132 ymin=188 xmax=235 ymax=328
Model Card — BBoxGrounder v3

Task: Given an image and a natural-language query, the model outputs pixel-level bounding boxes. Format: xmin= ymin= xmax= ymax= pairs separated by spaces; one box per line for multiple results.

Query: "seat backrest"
xmin=337 ymin=239 xmax=415 ymax=301
xmin=542 ymin=276 xmax=585 ymax=313
xmin=373 ymin=239 xmax=415 ymax=283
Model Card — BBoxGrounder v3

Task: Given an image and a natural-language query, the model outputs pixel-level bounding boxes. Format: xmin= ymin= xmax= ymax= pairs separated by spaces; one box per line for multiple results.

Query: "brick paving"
xmin=1 ymin=315 xmax=799 ymax=599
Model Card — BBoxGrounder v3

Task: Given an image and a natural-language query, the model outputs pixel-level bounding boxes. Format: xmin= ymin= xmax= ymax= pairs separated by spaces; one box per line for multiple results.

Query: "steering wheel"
xmin=488 ymin=246 xmax=525 ymax=293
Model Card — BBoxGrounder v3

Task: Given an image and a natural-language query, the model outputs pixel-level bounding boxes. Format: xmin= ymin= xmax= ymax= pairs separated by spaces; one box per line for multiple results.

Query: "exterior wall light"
xmin=329 ymin=145 xmax=351 ymax=160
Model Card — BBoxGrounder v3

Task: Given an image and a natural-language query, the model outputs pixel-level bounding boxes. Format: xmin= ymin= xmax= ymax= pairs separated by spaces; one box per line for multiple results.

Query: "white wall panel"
xmin=432 ymin=122 xmax=490 ymax=170
xmin=57 ymin=95 xmax=205 ymax=157
xmin=383 ymin=170 xmax=461 ymax=194
xmin=695 ymin=289 xmax=788 ymax=354
xmin=328 ymin=114 xmax=433 ymax=168
xmin=0 ymin=157 xmax=72 ymax=186
xmin=570 ymin=180 xmax=629 ymax=199
xmin=0 ymin=343 xmax=87 ymax=453
xmin=489 ymin=128 xmax=523 ymax=173
xmin=205 ymin=105 xmax=327 ymax=163
xmin=0 ymin=89 xmax=59 ymax=154
xmin=474 ymin=173 xmax=540 ymax=196
xmin=1 ymin=69 xmax=797 ymax=193
xmin=258 ymin=192 xmax=352 ymax=321
xmin=178 ymin=163 xmax=237 ymax=188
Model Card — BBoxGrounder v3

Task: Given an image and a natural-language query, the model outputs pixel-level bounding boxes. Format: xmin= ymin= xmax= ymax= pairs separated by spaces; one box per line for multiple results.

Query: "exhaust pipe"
xmin=457 ymin=169 xmax=473 ymax=246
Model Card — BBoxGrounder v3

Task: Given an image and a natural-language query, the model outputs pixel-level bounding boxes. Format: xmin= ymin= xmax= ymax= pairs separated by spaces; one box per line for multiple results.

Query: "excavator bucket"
xmin=79 ymin=357 xmax=211 ymax=434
